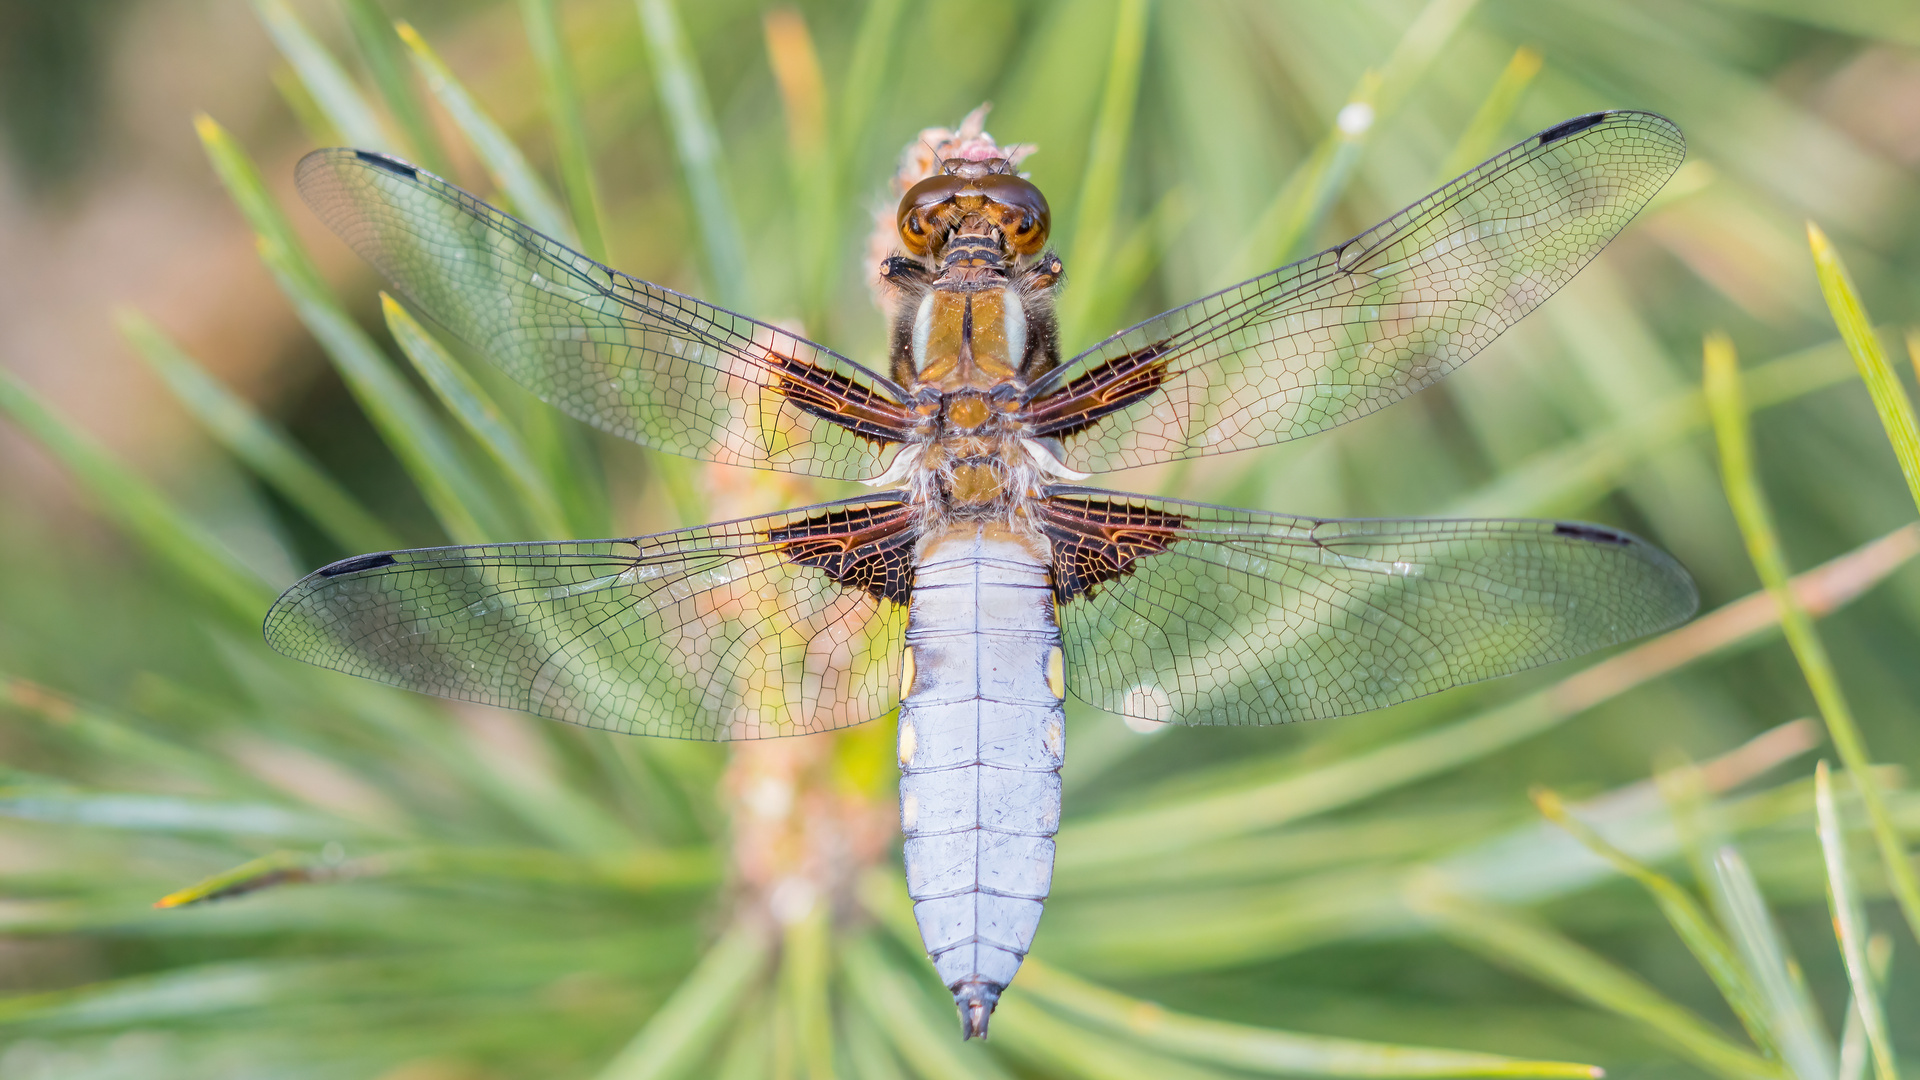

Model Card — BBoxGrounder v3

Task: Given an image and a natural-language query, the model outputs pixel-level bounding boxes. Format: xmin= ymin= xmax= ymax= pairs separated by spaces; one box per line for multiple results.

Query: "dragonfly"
xmin=266 ymin=109 xmax=1697 ymax=1039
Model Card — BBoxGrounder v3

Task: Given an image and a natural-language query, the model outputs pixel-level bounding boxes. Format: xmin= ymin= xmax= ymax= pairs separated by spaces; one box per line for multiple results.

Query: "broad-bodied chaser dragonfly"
xmin=266 ymin=110 xmax=1696 ymax=1038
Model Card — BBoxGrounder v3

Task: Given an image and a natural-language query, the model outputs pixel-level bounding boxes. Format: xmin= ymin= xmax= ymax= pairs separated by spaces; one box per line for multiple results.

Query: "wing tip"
xmin=1551 ymin=521 xmax=1633 ymax=546
xmin=318 ymin=552 xmax=400 ymax=578
xmin=1549 ymin=520 xmax=1701 ymax=628
xmin=259 ymin=551 xmax=402 ymax=656
xmin=351 ymin=149 xmax=419 ymax=180
xmin=293 ymin=148 xmax=431 ymax=201
xmin=293 ymin=147 xmax=421 ymax=178
xmin=1534 ymin=109 xmax=1685 ymax=154
xmin=1537 ymin=112 xmax=1610 ymax=145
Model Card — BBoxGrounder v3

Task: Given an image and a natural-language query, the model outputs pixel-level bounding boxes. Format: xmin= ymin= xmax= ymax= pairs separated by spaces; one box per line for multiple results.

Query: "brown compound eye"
xmin=897 ymin=174 xmax=968 ymax=255
xmin=975 ymin=173 xmax=1051 ymax=255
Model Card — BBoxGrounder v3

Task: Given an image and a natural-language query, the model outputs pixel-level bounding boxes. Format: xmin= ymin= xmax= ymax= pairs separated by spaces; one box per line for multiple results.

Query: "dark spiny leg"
xmin=879 ymin=256 xmax=933 ymax=286
xmin=1024 ymin=251 xmax=1064 ymax=291
xmin=1019 ymin=251 xmax=1064 ymax=379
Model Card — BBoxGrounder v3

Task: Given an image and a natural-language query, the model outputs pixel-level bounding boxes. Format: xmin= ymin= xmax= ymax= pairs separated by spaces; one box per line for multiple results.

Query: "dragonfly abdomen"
xmin=898 ymin=523 xmax=1064 ymax=1039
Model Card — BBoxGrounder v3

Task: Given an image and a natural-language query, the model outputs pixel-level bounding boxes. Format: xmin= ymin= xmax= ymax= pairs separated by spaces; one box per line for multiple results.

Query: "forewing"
xmin=296 ymin=149 xmax=914 ymax=480
xmin=1027 ymin=112 xmax=1685 ymax=472
xmin=1039 ymin=490 xmax=1697 ymax=726
xmin=263 ymin=498 xmax=917 ymax=739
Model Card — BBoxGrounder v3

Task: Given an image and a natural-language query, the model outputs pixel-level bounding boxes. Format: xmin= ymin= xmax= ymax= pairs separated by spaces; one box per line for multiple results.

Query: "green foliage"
xmin=381 ymin=295 xmax=572 ymax=540
xmin=1053 ymin=0 xmax=1150 ymax=347
xmin=1808 ymin=224 xmax=1920 ymax=545
xmin=4 ymin=1 xmax=1920 ymax=1078
xmin=1705 ymin=332 xmax=1920 ymax=946
xmin=398 ymin=18 xmax=579 ymax=245
xmin=118 ymin=310 xmax=403 ymax=554
xmin=634 ymin=0 xmax=750 ymax=311
xmin=520 ymin=0 xmax=610 ymax=262
xmin=0 ymin=368 xmax=273 ymax=627
xmin=251 ymin=0 xmax=396 ymax=154
xmin=1816 ymin=762 xmax=1898 ymax=1080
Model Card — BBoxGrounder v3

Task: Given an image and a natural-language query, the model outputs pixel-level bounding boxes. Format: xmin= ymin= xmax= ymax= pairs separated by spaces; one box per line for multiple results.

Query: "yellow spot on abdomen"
xmin=901 ymin=645 xmax=917 ymax=699
xmin=898 ymin=718 xmax=917 ymax=769
xmin=1046 ymin=646 xmax=1065 ymax=700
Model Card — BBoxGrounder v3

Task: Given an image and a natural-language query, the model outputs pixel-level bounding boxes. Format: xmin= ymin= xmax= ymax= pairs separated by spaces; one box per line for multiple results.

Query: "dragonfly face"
xmin=266 ymin=110 xmax=1699 ymax=1039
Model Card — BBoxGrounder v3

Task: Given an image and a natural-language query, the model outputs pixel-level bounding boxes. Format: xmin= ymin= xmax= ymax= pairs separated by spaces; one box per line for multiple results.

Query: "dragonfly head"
xmin=897 ymin=158 xmax=1051 ymax=261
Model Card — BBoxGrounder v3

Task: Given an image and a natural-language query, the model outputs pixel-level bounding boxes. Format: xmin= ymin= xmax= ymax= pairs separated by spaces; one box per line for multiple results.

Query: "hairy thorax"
xmin=875 ymin=160 xmax=1074 ymax=536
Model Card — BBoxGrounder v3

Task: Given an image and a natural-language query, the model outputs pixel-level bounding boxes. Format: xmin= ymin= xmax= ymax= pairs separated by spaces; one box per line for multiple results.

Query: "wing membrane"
xmin=1028 ymin=111 xmax=1685 ymax=472
xmin=1038 ymin=489 xmax=1697 ymax=726
xmin=263 ymin=498 xmax=917 ymax=739
xmin=296 ymin=149 xmax=914 ymax=480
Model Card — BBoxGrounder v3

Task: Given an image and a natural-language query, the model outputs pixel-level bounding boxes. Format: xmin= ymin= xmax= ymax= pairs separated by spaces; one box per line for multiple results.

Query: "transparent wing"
xmin=1038 ymin=489 xmax=1697 ymax=726
xmin=263 ymin=497 xmax=917 ymax=739
xmin=1026 ymin=111 xmax=1686 ymax=472
xmin=296 ymin=149 xmax=914 ymax=481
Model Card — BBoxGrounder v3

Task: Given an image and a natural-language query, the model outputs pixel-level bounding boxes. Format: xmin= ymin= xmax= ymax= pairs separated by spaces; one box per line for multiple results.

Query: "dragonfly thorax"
xmin=886 ymin=160 xmax=1064 ymax=393
xmin=909 ymin=288 xmax=1026 ymax=385
xmin=882 ymin=162 xmax=1070 ymax=528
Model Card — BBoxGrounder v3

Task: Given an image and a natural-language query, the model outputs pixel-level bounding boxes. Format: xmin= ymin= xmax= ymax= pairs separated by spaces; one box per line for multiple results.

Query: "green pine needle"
xmin=1704 ymin=332 xmax=1920 ymax=949
xmin=118 ymin=309 xmax=403 ymax=554
xmin=1807 ymin=223 xmax=1920 ymax=518
xmin=0 ymin=368 xmax=273 ymax=627
xmin=396 ymin=19 xmax=578 ymax=245
xmin=1815 ymin=762 xmax=1899 ymax=1080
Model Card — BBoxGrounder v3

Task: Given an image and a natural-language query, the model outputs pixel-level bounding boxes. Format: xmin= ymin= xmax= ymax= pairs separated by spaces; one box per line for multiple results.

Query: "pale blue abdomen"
xmin=897 ymin=524 xmax=1065 ymax=1039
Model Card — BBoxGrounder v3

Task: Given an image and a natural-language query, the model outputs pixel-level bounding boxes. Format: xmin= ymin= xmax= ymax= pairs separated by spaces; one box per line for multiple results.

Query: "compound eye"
xmin=897 ymin=174 xmax=968 ymax=255
xmin=975 ymin=174 xmax=1051 ymax=255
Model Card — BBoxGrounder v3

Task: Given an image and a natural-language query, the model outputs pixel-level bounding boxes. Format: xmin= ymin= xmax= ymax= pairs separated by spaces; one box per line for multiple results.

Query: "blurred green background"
xmin=3 ymin=0 xmax=1920 ymax=1077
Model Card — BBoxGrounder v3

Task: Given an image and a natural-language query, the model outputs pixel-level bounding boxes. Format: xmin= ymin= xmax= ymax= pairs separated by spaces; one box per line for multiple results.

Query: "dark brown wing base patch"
xmin=765 ymin=350 xmax=916 ymax=446
xmin=1037 ymin=494 xmax=1184 ymax=603
xmin=767 ymin=501 xmax=919 ymax=604
xmin=1024 ymin=341 xmax=1171 ymax=441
